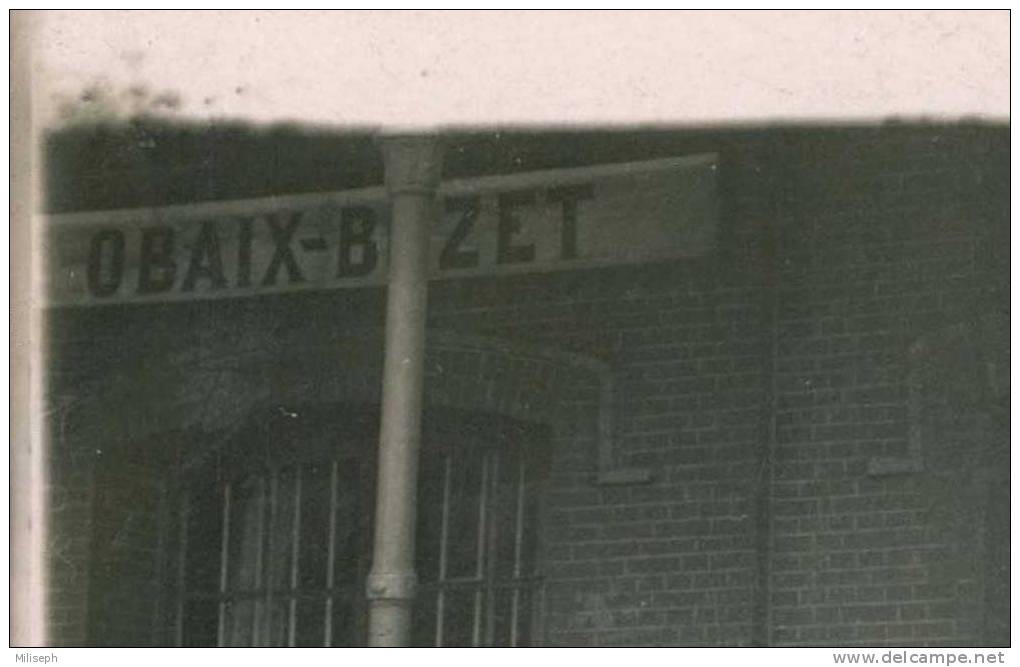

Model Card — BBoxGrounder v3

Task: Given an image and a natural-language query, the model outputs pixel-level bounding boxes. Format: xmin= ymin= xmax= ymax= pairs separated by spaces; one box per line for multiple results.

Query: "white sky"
xmin=29 ymin=10 xmax=1010 ymax=130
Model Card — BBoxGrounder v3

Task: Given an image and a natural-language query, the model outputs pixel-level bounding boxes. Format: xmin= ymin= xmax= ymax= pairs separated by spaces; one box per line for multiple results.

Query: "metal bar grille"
xmin=178 ymin=441 xmax=541 ymax=647
xmin=471 ymin=453 xmax=489 ymax=646
xmin=216 ymin=482 xmax=232 ymax=647
xmin=251 ymin=476 xmax=267 ymax=644
xmin=483 ymin=452 xmax=500 ymax=646
xmin=323 ymin=461 xmax=339 ymax=647
xmin=263 ymin=470 xmax=279 ymax=646
xmin=287 ymin=469 xmax=302 ymax=647
xmin=511 ymin=456 xmax=526 ymax=647
xmin=435 ymin=455 xmax=452 ymax=646
xmin=423 ymin=448 xmax=538 ymax=647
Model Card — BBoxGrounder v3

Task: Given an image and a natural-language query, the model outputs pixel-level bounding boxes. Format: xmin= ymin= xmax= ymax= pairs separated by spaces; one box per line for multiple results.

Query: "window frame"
xmin=164 ymin=404 xmax=549 ymax=647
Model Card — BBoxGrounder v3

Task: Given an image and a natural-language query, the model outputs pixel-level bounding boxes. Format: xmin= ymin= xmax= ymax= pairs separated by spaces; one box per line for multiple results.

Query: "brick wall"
xmin=767 ymin=130 xmax=1008 ymax=646
xmin=86 ymin=452 xmax=168 ymax=646
xmin=43 ymin=124 xmax=1008 ymax=646
xmin=46 ymin=406 xmax=95 ymax=647
xmin=422 ymin=127 xmax=1007 ymax=646
xmin=425 ymin=262 xmax=766 ymax=646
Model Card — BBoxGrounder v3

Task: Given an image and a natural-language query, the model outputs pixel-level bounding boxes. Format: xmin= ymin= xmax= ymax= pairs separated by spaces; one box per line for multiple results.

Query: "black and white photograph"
xmin=9 ymin=9 xmax=1011 ymax=655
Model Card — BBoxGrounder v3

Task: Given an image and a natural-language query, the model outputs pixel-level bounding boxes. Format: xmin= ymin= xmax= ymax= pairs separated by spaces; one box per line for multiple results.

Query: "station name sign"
xmin=43 ymin=154 xmax=717 ymax=307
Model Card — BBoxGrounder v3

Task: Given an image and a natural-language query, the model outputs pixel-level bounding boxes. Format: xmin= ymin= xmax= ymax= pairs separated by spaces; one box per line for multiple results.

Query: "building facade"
xmin=42 ymin=123 xmax=1008 ymax=647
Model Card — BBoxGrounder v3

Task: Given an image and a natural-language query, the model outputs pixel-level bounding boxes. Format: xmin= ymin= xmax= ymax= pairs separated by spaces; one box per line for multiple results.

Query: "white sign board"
xmin=42 ymin=154 xmax=717 ymax=307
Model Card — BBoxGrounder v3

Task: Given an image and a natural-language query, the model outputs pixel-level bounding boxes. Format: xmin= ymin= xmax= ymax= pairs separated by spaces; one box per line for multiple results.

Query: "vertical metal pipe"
xmin=252 ymin=477 xmax=267 ymax=644
xmin=323 ymin=461 xmax=339 ymax=646
xmin=510 ymin=457 xmax=526 ymax=647
xmin=472 ymin=454 xmax=490 ymax=646
xmin=484 ymin=453 xmax=500 ymax=646
xmin=265 ymin=470 xmax=279 ymax=646
xmin=217 ymin=482 xmax=232 ymax=647
xmin=435 ymin=456 xmax=452 ymax=647
xmin=287 ymin=469 xmax=302 ymax=647
xmin=366 ymin=134 xmax=442 ymax=647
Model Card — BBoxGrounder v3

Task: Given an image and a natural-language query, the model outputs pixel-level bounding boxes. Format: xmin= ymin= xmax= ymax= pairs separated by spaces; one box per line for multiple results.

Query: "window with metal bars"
xmin=413 ymin=446 xmax=542 ymax=647
xmin=171 ymin=406 xmax=546 ymax=647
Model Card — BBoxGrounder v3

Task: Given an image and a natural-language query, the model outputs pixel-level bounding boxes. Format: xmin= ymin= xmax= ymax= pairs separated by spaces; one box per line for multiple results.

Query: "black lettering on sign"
xmin=182 ymin=221 xmax=227 ymax=292
xmin=236 ymin=217 xmax=254 ymax=288
xmin=337 ymin=206 xmax=378 ymax=278
xmin=138 ymin=226 xmax=176 ymax=294
xmin=440 ymin=197 xmax=480 ymax=270
xmin=497 ymin=190 xmax=536 ymax=264
xmin=547 ymin=183 xmax=594 ymax=260
xmin=262 ymin=213 xmax=304 ymax=286
xmin=86 ymin=229 xmax=125 ymax=297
